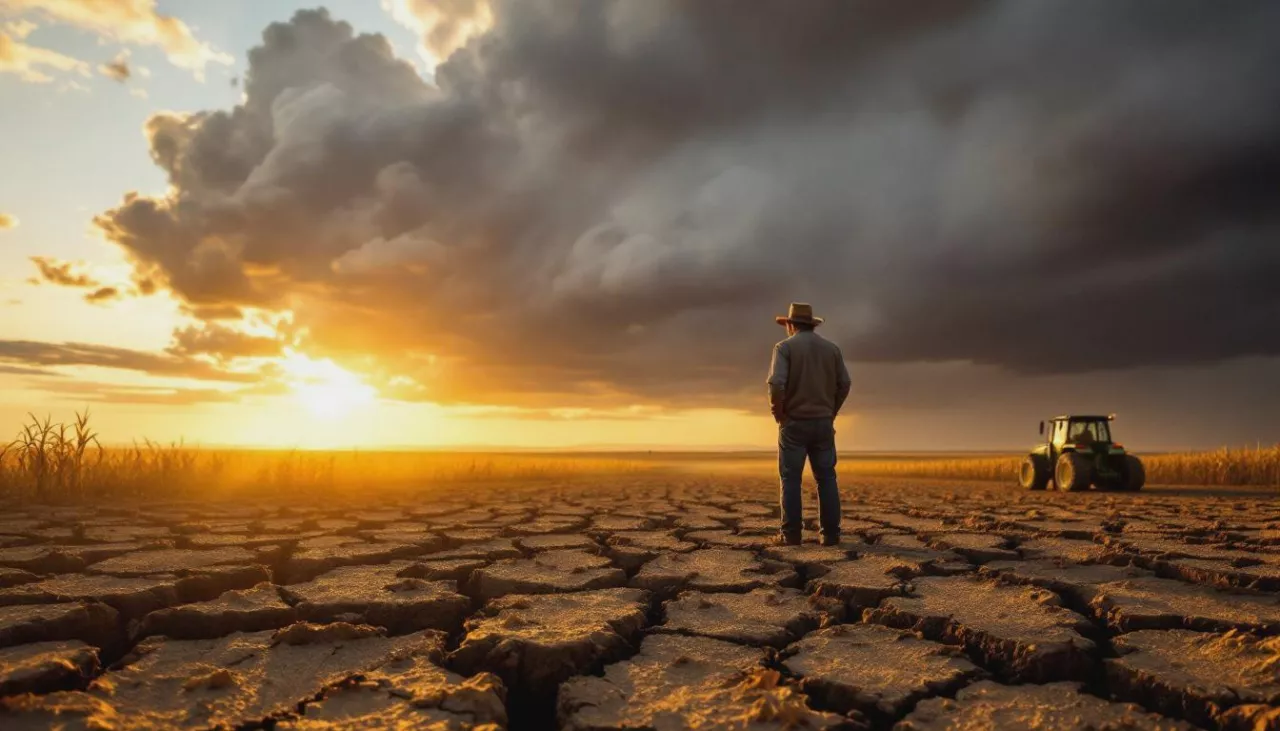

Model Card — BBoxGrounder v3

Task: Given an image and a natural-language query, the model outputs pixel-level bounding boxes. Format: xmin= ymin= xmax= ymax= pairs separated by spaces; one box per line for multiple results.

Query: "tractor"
xmin=1018 ymin=414 xmax=1145 ymax=492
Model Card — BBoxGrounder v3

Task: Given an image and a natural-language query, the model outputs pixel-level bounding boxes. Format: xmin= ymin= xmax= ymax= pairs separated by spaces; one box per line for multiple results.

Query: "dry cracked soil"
xmin=0 ymin=478 xmax=1277 ymax=730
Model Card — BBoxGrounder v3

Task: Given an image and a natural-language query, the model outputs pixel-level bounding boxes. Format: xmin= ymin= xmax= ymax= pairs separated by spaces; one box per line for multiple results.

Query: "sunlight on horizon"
xmin=281 ymin=353 xmax=378 ymax=420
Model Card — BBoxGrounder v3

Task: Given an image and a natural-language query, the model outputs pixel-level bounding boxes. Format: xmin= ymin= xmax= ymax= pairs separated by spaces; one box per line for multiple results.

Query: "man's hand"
xmin=769 ymin=384 xmax=786 ymax=425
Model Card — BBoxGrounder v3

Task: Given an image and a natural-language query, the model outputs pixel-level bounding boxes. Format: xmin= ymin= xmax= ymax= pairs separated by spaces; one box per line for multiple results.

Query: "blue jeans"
xmin=778 ymin=417 xmax=841 ymax=540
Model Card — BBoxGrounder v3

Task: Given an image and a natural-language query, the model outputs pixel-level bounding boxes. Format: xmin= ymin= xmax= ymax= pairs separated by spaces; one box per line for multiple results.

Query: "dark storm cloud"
xmin=0 ymin=340 xmax=261 ymax=383
xmin=92 ymin=2 xmax=1280 ymax=407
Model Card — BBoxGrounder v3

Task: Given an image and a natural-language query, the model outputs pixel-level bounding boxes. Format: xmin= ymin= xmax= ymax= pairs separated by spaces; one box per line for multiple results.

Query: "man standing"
xmin=767 ymin=303 xmax=851 ymax=546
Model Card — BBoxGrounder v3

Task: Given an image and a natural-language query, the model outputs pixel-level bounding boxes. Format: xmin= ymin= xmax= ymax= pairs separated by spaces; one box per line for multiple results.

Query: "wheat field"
xmin=837 ymin=449 xmax=1280 ymax=487
xmin=0 ymin=413 xmax=653 ymax=502
xmin=1 ymin=413 xmax=1276 ymax=502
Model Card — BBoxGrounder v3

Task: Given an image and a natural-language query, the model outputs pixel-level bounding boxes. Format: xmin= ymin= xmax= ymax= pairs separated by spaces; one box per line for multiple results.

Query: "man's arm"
xmin=833 ymin=347 xmax=851 ymax=416
xmin=767 ymin=342 xmax=789 ymax=424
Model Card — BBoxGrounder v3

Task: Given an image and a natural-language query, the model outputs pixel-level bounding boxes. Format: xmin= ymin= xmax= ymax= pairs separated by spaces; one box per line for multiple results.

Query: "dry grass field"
xmin=0 ymin=413 xmax=655 ymax=502
xmin=1 ymin=414 xmax=1277 ymax=503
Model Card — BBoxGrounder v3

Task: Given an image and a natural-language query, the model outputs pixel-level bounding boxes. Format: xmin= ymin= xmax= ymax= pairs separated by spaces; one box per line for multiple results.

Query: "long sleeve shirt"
xmin=767 ymin=330 xmax=852 ymax=422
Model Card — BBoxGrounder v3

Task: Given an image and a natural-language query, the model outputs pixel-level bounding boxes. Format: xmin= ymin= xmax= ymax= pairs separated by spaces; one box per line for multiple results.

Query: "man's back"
xmin=767 ymin=330 xmax=851 ymax=420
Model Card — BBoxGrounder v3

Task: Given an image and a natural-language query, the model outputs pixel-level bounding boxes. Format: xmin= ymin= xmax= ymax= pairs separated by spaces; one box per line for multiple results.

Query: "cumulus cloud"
xmin=29 ymin=256 xmax=98 ymax=287
xmin=166 ymin=323 xmax=287 ymax=361
xmin=83 ymin=286 xmax=120 ymax=304
xmin=0 ymin=212 xmax=18 ymax=230
xmin=98 ymin=49 xmax=129 ymax=81
xmin=91 ymin=4 xmax=1280 ymax=412
xmin=0 ymin=26 xmax=88 ymax=82
xmin=331 ymin=230 xmax=444 ymax=275
xmin=2 ymin=17 xmax=34 ymax=38
xmin=383 ymin=0 xmax=492 ymax=64
xmin=27 ymin=256 xmax=157 ymax=304
xmin=0 ymin=0 xmax=231 ymax=77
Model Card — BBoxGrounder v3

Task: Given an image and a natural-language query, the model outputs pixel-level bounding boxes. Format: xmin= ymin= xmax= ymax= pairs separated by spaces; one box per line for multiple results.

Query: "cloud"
xmin=83 ymin=286 xmax=121 ymax=304
xmin=330 ymin=229 xmax=444 ymax=275
xmin=29 ymin=379 xmax=243 ymax=406
xmin=382 ymin=0 xmax=492 ymax=64
xmin=28 ymin=257 xmax=156 ymax=303
xmin=0 ymin=364 xmax=59 ymax=376
xmin=0 ymin=212 xmax=18 ymax=230
xmin=98 ymin=48 xmax=129 ymax=81
xmin=1 ymin=0 xmax=231 ymax=77
xmin=0 ymin=26 xmax=88 ymax=82
xmin=0 ymin=339 xmax=262 ymax=382
xmin=29 ymin=256 xmax=98 ymax=287
xmin=91 ymin=4 xmax=1280 ymax=411
xmin=2 ymin=18 xmax=34 ymax=38
xmin=166 ymin=323 xmax=286 ymax=361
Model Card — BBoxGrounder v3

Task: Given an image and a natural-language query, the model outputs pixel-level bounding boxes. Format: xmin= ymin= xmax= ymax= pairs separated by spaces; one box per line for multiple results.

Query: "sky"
xmin=0 ymin=1 xmax=1277 ymax=451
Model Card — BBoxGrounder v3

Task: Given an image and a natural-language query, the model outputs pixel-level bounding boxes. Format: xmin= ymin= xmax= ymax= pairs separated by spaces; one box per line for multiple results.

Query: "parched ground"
xmin=0 ymin=477 xmax=1277 ymax=730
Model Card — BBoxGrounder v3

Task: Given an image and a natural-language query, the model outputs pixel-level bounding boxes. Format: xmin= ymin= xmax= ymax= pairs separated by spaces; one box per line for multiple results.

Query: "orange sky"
xmin=2 ymin=2 xmax=1278 ymax=451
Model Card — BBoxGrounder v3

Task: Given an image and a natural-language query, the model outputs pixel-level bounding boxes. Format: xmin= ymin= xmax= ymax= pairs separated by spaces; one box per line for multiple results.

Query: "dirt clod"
xmin=451 ymin=588 xmax=649 ymax=695
xmin=471 ymin=550 xmax=626 ymax=600
xmin=661 ymin=588 xmax=828 ymax=648
xmin=1107 ymin=629 xmax=1280 ymax=729
xmin=0 ymin=641 xmax=100 ymax=695
xmin=134 ymin=582 xmax=297 ymax=640
xmin=865 ymin=576 xmax=1097 ymax=682
xmin=897 ymin=680 xmax=1192 ymax=730
xmin=1 ymin=622 xmax=441 ymax=728
xmin=782 ymin=623 xmax=983 ymax=720
xmin=280 ymin=563 xmax=470 ymax=634
xmin=559 ymin=632 xmax=847 ymax=730
xmin=630 ymin=549 xmax=798 ymax=596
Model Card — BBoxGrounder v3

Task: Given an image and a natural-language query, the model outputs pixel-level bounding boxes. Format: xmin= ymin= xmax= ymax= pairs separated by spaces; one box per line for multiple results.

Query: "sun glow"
xmin=281 ymin=353 xmax=377 ymax=419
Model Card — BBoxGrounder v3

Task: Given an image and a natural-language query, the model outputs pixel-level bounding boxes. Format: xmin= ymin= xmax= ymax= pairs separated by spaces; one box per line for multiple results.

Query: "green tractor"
xmin=1018 ymin=414 xmax=1145 ymax=492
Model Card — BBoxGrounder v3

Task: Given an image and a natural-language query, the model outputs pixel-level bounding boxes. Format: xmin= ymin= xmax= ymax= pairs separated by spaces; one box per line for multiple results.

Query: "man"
xmin=1069 ymin=422 xmax=1095 ymax=446
xmin=767 ymin=302 xmax=851 ymax=547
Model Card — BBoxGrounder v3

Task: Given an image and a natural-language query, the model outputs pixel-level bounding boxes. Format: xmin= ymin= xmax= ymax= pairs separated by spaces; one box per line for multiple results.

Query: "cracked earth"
xmin=0 ymin=479 xmax=1277 ymax=730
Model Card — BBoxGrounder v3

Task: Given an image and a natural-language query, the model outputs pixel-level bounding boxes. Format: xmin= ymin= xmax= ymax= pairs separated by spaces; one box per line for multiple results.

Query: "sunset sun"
xmin=282 ymin=354 xmax=377 ymax=419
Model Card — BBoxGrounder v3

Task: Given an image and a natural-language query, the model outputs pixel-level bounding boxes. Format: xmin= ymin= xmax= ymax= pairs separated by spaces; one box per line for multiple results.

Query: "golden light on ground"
xmin=281 ymin=352 xmax=378 ymax=419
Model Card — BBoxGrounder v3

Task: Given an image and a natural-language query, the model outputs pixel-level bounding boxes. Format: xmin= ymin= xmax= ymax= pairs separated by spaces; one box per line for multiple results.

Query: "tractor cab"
xmin=1020 ymin=414 xmax=1144 ymax=492
xmin=1043 ymin=415 xmax=1115 ymax=460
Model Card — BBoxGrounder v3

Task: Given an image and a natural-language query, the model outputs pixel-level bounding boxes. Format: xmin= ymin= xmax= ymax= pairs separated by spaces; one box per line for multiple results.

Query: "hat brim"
xmin=775 ymin=316 xmax=824 ymax=326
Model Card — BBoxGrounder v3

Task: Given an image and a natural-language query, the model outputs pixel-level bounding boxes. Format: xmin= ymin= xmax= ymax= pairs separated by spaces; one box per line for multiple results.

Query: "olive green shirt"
xmin=766 ymin=330 xmax=852 ymax=421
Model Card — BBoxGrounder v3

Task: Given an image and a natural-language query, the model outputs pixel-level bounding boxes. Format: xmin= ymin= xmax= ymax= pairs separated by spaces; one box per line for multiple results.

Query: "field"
xmin=0 ymin=416 xmax=1278 ymax=729
xmin=1 ymin=414 xmax=1277 ymax=502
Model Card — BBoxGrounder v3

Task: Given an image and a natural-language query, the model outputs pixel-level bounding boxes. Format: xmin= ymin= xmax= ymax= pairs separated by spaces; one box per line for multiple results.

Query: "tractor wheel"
xmin=1119 ymin=455 xmax=1146 ymax=491
xmin=1054 ymin=452 xmax=1092 ymax=492
xmin=1019 ymin=455 xmax=1050 ymax=491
